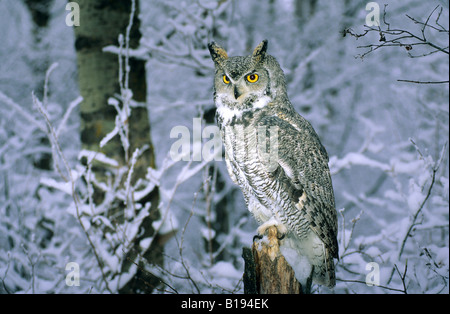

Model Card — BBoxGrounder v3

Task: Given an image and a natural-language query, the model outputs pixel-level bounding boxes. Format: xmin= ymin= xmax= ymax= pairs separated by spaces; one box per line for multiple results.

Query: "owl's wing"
xmin=257 ymin=115 xmax=339 ymax=258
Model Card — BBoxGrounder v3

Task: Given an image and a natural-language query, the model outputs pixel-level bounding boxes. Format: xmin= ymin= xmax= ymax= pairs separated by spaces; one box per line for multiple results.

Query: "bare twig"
xmin=0 ymin=253 xmax=12 ymax=294
xmin=434 ymin=6 xmax=448 ymax=33
xmin=21 ymin=243 xmax=41 ymax=294
xmin=382 ymin=4 xmax=390 ymax=31
xmin=394 ymin=262 xmax=408 ymax=294
xmin=397 ymin=79 xmax=449 ymax=84
xmin=345 ymin=5 xmax=449 ymax=59
xmin=337 ymin=278 xmax=406 ymax=293
xmin=387 ymin=141 xmax=448 ymax=284
xmin=397 ymin=140 xmax=446 ymax=260
xmin=339 ymin=209 xmax=363 ymax=259
xmin=203 ymin=172 xmax=215 ymax=266
xmin=179 ymin=206 xmax=201 ymax=293
xmin=419 ymin=5 xmax=440 ymax=39
xmin=0 ymin=91 xmax=46 ymax=132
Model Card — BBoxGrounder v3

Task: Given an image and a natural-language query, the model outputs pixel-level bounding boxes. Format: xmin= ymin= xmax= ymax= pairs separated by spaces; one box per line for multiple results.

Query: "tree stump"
xmin=243 ymin=226 xmax=304 ymax=294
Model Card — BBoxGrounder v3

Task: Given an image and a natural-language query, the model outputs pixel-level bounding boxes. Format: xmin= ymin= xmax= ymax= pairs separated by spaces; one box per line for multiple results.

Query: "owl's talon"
xmin=253 ymin=234 xmax=263 ymax=242
xmin=277 ymin=233 xmax=286 ymax=240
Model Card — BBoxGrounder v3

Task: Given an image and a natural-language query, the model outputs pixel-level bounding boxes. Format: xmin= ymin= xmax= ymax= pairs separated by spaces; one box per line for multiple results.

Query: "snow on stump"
xmin=243 ymin=226 xmax=304 ymax=294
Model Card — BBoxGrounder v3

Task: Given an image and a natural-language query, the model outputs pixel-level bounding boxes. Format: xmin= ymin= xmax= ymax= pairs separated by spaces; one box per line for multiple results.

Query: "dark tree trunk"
xmin=72 ymin=0 xmax=162 ymax=293
xmin=24 ymin=0 xmax=55 ymax=170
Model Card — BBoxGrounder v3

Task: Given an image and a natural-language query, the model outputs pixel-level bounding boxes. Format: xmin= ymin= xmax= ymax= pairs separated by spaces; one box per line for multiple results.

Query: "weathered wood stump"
xmin=243 ymin=226 xmax=304 ymax=294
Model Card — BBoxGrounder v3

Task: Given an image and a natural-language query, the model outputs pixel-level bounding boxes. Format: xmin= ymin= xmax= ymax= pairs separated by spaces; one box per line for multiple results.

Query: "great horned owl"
xmin=208 ymin=40 xmax=338 ymax=289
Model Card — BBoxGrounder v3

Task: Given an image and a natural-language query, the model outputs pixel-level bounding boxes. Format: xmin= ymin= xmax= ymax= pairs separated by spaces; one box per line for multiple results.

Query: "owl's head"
xmin=208 ymin=40 xmax=287 ymax=111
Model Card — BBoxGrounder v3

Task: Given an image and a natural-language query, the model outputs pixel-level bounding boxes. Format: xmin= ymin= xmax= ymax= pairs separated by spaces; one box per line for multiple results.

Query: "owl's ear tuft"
xmin=208 ymin=42 xmax=228 ymax=67
xmin=252 ymin=40 xmax=268 ymax=63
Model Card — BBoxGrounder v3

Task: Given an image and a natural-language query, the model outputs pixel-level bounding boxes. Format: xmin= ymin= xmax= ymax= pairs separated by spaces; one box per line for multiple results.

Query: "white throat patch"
xmin=216 ymin=95 xmax=271 ymax=124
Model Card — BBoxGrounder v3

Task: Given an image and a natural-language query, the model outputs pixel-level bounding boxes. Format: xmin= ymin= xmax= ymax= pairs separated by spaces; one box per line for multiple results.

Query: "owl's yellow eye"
xmin=246 ymin=73 xmax=259 ymax=83
xmin=223 ymin=75 xmax=230 ymax=84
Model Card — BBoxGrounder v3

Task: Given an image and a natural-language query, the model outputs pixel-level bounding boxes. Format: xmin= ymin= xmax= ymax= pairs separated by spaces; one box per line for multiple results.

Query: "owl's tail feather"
xmin=312 ymin=245 xmax=336 ymax=288
xmin=280 ymin=232 xmax=336 ymax=291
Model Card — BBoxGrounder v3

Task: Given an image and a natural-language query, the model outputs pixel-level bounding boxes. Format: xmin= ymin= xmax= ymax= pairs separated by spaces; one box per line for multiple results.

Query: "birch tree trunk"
xmin=73 ymin=0 xmax=162 ymax=293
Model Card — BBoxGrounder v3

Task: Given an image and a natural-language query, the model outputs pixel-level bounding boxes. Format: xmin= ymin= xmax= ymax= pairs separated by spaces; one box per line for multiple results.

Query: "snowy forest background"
xmin=0 ymin=0 xmax=448 ymax=294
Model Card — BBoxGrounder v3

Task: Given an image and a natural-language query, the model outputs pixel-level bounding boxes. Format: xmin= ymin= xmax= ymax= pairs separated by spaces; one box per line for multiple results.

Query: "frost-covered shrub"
xmin=0 ymin=0 xmax=448 ymax=294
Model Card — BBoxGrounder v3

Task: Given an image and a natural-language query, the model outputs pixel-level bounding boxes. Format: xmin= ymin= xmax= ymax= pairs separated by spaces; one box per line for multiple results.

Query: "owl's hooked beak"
xmin=234 ymin=85 xmax=243 ymax=100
